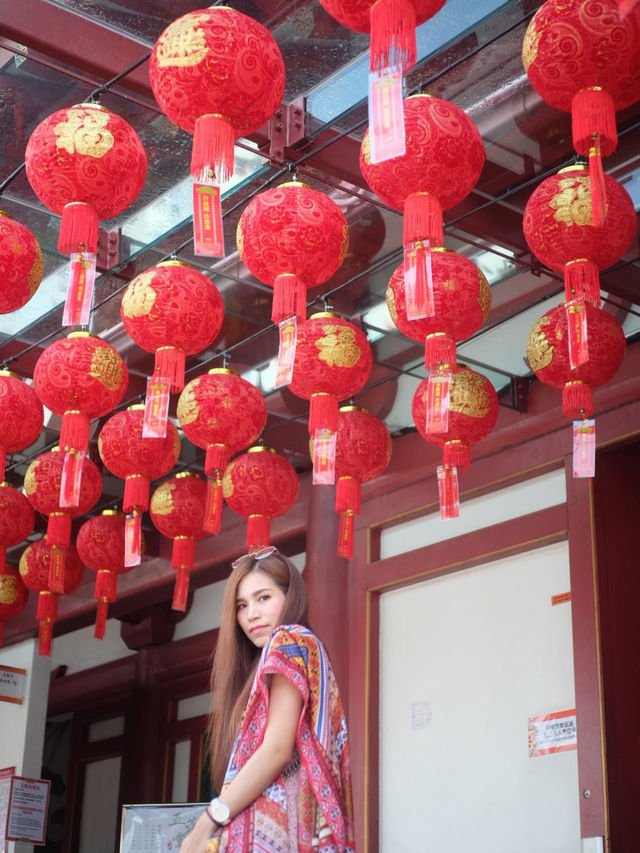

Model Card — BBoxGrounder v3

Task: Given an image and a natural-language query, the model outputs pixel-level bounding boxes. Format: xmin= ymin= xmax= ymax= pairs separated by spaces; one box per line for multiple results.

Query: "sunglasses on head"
xmin=231 ymin=545 xmax=277 ymax=569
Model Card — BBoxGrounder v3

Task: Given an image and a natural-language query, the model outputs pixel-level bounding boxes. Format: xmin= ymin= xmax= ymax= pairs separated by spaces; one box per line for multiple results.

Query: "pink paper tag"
xmin=437 ymin=465 xmax=460 ymax=519
xmin=368 ymin=69 xmax=406 ymax=164
xmin=193 ymin=183 xmax=225 ymax=257
xmin=124 ymin=513 xmax=142 ymax=567
xmin=573 ymin=419 xmax=596 ymax=478
xmin=142 ymin=375 xmax=171 ymax=438
xmin=63 ymin=252 xmax=96 ymax=326
xmin=275 ymin=317 xmax=298 ymax=388
xmin=59 ymin=449 xmax=86 ymax=508
xmin=404 ymin=242 xmax=434 ymax=320
xmin=426 ymin=373 xmax=451 ymax=434
xmin=566 ymin=301 xmax=589 ymax=369
xmin=313 ymin=429 xmax=337 ymax=485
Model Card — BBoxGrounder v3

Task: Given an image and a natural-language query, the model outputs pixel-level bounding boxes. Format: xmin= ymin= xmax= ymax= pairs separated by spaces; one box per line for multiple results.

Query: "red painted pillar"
xmin=303 ymin=481 xmax=350 ymax=697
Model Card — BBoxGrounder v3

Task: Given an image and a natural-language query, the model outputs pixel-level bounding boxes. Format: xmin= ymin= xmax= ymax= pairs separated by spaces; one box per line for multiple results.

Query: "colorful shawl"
xmin=210 ymin=624 xmax=355 ymax=853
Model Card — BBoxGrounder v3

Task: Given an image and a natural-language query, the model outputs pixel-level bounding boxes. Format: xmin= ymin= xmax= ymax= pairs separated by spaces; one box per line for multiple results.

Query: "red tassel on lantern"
xmin=58 ymin=201 xmax=99 ymax=255
xmin=191 ymin=113 xmax=236 ymax=186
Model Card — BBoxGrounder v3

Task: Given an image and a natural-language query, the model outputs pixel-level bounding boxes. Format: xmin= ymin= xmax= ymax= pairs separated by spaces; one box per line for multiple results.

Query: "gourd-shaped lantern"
xmin=522 ymin=0 xmax=640 ymax=224
xmin=386 ymin=248 xmax=491 ymax=371
xmin=527 ymin=303 xmax=626 ymax=419
xmin=289 ymin=312 xmax=373 ymax=481
xmin=523 ymin=164 xmax=636 ymax=307
xmin=33 ymin=332 xmax=128 ymax=497
xmin=0 ymin=371 xmax=44 ymax=481
xmin=222 ymin=447 xmax=299 ymax=549
xmin=24 ymin=103 xmax=147 ymax=322
xmin=120 ymin=260 xmax=224 ymax=394
xmin=24 ymin=448 xmax=101 ymax=594
xmin=19 ymin=539 xmax=84 ymax=656
xmin=98 ymin=405 xmax=181 ymax=566
xmin=176 ymin=368 xmax=266 ymax=534
xmin=0 ymin=483 xmax=34 ymax=645
xmin=76 ymin=511 xmax=139 ymax=639
xmin=412 ymin=365 xmax=499 ymax=517
xmin=0 ymin=212 xmax=44 ymax=313
xmin=318 ymin=0 xmax=446 ymax=73
xmin=149 ymin=473 xmax=208 ymax=612
xmin=149 ymin=6 xmax=285 ymax=252
xmin=236 ymin=182 xmax=349 ymax=330
xmin=333 ymin=406 xmax=391 ymax=558
xmin=361 ymin=94 xmax=485 ymax=294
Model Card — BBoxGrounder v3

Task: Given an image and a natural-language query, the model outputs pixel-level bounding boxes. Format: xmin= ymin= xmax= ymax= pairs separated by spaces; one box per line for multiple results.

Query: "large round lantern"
xmin=33 ymin=332 xmax=128 ymax=482
xmin=361 ymin=94 xmax=485 ymax=265
xmin=317 ymin=0 xmax=446 ymax=73
xmin=333 ymin=406 xmax=391 ymax=558
xmin=0 ymin=565 xmax=28 ymax=647
xmin=523 ymin=164 xmax=636 ymax=305
xmin=522 ymin=0 xmax=640 ymax=223
xmin=412 ymin=365 xmax=499 ymax=517
xmin=236 ymin=182 xmax=349 ymax=326
xmin=527 ymin=303 xmax=626 ymax=418
xmin=98 ymin=405 xmax=181 ymax=565
xmin=386 ymin=248 xmax=491 ymax=370
xmin=177 ymin=368 xmax=266 ymax=533
xmin=121 ymin=260 xmax=224 ymax=393
xmin=149 ymin=473 xmax=208 ymax=612
xmin=149 ymin=6 xmax=285 ymax=246
xmin=0 ymin=212 xmax=44 ymax=314
xmin=0 ymin=482 xmax=34 ymax=645
xmin=24 ymin=102 xmax=147 ymax=310
xmin=19 ymin=539 xmax=84 ymax=656
xmin=0 ymin=371 xmax=44 ymax=481
xmin=76 ymin=511 xmax=138 ymax=639
xmin=222 ymin=447 xmax=299 ymax=549
xmin=24 ymin=448 xmax=101 ymax=594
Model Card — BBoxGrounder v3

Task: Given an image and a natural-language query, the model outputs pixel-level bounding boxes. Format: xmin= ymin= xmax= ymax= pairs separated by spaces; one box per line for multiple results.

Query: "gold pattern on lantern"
xmin=385 ymin=288 xmax=397 ymax=323
xmin=23 ymin=463 xmax=39 ymax=496
xmin=176 ymin=386 xmax=200 ymax=427
xmin=527 ymin=317 xmax=554 ymax=371
xmin=122 ymin=275 xmax=158 ymax=318
xmin=54 ymin=108 xmax=114 ymax=158
xmin=222 ymin=472 xmax=234 ymax=499
xmin=28 ymin=243 xmax=44 ymax=297
xmin=551 ymin=178 xmax=591 ymax=227
xmin=150 ymin=482 xmax=175 ymax=515
xmin=449 ymin=371 xmax=491 ymax=418
xmin=477 ymin=272 xmax=491 ymax=319
xmin=90 ymin=347 xmax=125 ymax=391
xmin=155 ymin=15 xmax=210 ymax=68
xmin=316 ymin=325 xmax=361 ymax=368
xmin=521 ymin=20 xmax=540 ymax=71
xmin=0 ymin=576 xmax=19 ymax=605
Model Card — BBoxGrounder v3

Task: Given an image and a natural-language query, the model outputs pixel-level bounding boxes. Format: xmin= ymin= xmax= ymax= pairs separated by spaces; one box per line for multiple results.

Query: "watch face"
xmin=212 ymin=799 xmax=230 ymax=823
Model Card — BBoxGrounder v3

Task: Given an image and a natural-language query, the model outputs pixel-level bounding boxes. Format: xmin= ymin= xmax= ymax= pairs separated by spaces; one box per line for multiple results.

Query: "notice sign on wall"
xmin=0 ymin=666 xmax=26 ymax=704
xmin=1 ymin=767 xmax=16 ymax=853
xmin=528 ymin=709 xmax=577 ymax=757
xmin=5 ymin=776 xmax=50 ymax=845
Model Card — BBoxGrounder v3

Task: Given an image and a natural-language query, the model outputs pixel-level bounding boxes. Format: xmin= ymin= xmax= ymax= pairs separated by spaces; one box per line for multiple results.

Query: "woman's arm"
xmin=179 ymin=674 xmax=303 ymax=853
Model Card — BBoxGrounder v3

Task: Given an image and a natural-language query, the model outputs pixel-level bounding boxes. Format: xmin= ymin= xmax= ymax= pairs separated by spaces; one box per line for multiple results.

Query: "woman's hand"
xmin=179 ymin=809 xmax=218 ymax=853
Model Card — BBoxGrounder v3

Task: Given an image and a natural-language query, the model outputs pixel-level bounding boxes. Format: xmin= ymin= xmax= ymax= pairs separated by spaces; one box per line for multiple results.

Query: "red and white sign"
xmin=528 ymin=709 xmax=577 ymax=757
xmin=5 ymin=775 xmax=50 ymax=845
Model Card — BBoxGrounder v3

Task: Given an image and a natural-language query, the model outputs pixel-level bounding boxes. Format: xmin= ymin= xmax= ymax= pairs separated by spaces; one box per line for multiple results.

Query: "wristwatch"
xmin=209 ymin=797 xmax=230 ymax=826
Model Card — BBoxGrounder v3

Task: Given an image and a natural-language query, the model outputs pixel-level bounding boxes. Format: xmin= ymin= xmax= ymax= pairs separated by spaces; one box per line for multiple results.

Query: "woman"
xmin=180 ymin=546 xmax=355 ymax=853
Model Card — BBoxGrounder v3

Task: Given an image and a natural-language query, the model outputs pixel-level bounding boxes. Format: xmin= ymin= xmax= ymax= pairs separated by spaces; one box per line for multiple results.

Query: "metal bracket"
xmin=96 ymin=227 xmax=120 ymax=272
xmin=269 ymin=97 xmax=307 ymax=165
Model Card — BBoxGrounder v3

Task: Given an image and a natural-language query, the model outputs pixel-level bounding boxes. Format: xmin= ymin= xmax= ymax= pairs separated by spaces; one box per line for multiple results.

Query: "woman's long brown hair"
xmin=207 ymin=550 xmax=309 ymax=790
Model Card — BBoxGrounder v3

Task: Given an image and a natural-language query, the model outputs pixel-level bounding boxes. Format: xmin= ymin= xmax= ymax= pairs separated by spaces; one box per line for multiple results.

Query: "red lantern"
xmin=177 ymin=368 xmax=266 ymax=534
xmin=222 ymin=446 xmax=299 ymax=549
xmin=0 ymin=211 xmax=44 ymax=314
xmin=24 ymin=448 xmax=101 ymax=594
xmin=527 ymin=303 xmax=626 ymax=418
xmin=386 ymin=248 xmax=492 ymax=370
xmin=0 ymin=371 xmax=44 ymax=481
xmin=98 ymin=405 xmax=181 ymax=564
xmin=149 ymin=7 xmax=285 ymax=247
xmin=412 ymin=365 xmax=499 ymax=517
xmin=33 ymin=332 xmax=129 ymax=475
xmin=19 ymin=539 xmax=84 ymax=656
xmin=121 ymin=260 xmax=224 ymax=393
xmin=0 ymin=566 xmax=29 ymax=647
xmin=333 ymin=406 xmax=392 ymax=558
xmin=0 ymin=483 xmax=34 ymax=645
xmin=522 ymin=0 xmax=640 ymax=223
xmin=317 ymin=0 xmax=446 ymax=73
xmin=149 ymin=473 xmax=208 ymax=612
xmin=523 ymin=164 xmax=636 ymax=305
xmin=361 ymin=94 xmax=485 ymax=251
xmin=236 ymin=181 xmax=349 ymax=326
xmin=76 ymin=511 xmax=138 ymax=639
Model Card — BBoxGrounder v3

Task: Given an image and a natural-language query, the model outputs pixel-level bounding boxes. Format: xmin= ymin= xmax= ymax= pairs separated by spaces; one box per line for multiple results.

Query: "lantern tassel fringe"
xmin=571 ymin=88 xmax=617 ymax=158
xmin=565 ymin=260 xmax=600 ymax=305
xmin=336 ymin=476 xmax=361 ymax=515
xmin=60 ymin=410 xmax=90 ymax=454
xmin=247 ymin=514 xmax=270 ymax=550
xmin=443 ymin=440 xmax=470 ymax=471
xmin=205 ymin=444 xmax=229 ymax=479
xmin=404 ymin=193 xmax=443 ymax=248
xmin=191 ymin=113 xmax=235 ymax=185
xmin=425 ymin=333 xmax=456 ymax=372
xmin=370 ymin=0 xmax=417 ymax=73
xmin=124 ymin=475 xmax=150 ymax=513
xmin=272 ymin=273 xmax=307 ymax=325
xmin=563 ymin=381 xmax=593 ymax=419
xmin=155 ymin=348 xmax=185 ymax=393
xmin=309 ymin=393 xmax=339 ymax=434
xmin=58 ymin=202 xmax=99 ymax=255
